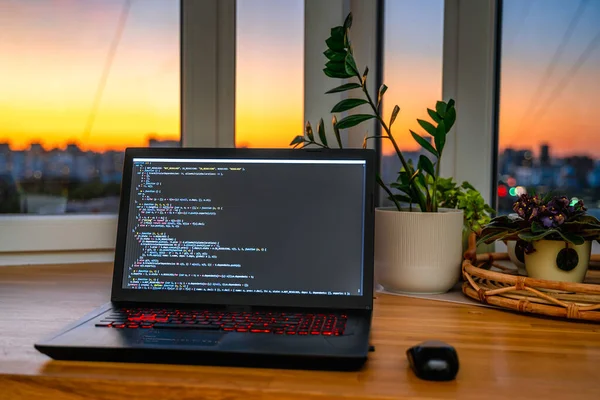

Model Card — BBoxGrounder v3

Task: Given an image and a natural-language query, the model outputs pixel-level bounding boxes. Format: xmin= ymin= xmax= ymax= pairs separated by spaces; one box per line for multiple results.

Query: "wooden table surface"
xmin=1 ymin=263 xmax=599 ymax=400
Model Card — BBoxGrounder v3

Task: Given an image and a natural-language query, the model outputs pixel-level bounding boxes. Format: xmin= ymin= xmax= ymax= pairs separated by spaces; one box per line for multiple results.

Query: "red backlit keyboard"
xmin=96 ymin=308 xmax=347 ymax=336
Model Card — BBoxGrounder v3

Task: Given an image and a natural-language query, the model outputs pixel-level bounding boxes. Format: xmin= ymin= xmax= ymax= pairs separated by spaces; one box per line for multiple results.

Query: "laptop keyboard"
xmin=96 ymin=308 xmax=347 ymax=336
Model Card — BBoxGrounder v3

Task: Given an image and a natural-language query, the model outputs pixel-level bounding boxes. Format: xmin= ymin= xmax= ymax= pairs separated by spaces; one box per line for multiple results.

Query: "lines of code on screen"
xmin=122 ymin=159 xmax=365 ymax=296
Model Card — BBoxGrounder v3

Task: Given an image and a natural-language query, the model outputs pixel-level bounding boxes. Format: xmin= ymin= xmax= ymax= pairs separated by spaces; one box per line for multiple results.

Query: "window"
xmin=235 ymin=0 xmax=304 ymax=148
xmin=0 ymin=0 xmax=501 ymax=260
xmin=379 ymin=0 xmax=445 ymax=205
xmin=497 ymin=0 xmax=600 ymax=216
xmin=0 ymin=0 xmax=180 ymax=215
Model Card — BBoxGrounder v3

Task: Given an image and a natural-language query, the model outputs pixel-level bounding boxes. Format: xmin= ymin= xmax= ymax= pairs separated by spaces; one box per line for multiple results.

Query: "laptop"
xmin=35 ymin=147 xmax=376 ymax=371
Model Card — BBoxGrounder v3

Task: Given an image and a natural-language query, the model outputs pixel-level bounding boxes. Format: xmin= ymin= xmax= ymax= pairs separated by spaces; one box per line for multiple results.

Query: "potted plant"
xmin=479 ymin=194 xmax=600 ymax=283
xmin=436 ymin=178 xmax=495 ymax=255
xmin=289 ymin=13 xmax=492 ymax=293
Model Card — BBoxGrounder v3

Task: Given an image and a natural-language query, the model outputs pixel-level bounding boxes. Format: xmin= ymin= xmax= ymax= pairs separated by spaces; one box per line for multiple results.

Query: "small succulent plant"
xmin=479 ymin=194 xmax=600 ymax=253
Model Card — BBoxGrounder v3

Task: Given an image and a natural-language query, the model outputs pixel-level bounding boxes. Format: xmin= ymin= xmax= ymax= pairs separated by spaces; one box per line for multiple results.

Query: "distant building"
xmin=540 ymin=144 xmax=550 ymax=166
xmin=149 ymin=138 xmax=180 ymax=148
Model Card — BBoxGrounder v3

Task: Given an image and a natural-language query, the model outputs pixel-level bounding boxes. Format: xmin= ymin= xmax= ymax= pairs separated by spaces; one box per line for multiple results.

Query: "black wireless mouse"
xmin=406 ymin=340 xmax=459 ymax=381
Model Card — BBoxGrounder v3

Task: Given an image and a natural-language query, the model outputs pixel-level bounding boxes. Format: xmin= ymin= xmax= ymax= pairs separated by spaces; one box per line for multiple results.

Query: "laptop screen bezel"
xmin=110 ymin=147 xmax=375 ymax=310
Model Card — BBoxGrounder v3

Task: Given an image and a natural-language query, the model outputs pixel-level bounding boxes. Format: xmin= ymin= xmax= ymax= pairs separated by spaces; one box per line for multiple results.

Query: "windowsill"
xmin=0 ymin=249 xmax=114 ymax=267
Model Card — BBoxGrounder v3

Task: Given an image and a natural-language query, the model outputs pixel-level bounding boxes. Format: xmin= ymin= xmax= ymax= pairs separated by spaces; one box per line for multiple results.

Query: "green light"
xmin=570 ymin=197 xmax=579 ymax=206
xmin=509 ymin=187 xmax=517 ymax=197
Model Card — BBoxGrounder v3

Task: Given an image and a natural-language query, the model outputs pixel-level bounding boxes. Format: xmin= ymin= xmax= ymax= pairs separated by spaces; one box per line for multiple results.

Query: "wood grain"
xmin=1 ymin=263 xmax=599 ymax=399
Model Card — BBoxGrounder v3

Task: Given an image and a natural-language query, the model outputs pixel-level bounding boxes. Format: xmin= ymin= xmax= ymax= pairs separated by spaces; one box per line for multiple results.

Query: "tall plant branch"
xmin=354 ymin=72 xmax=427 ymax=211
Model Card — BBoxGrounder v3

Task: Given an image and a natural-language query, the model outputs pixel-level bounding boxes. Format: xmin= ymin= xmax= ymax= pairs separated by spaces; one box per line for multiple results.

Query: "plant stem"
xmin=358 ymin=76 xmax=427 ymax=211
xmin=432 ymin=153 xmax=441 ymax=212
xmin=300 ymin=141 xmax=327 ymax=149
xmin=376 ymin=174 xmax=402 ymax=211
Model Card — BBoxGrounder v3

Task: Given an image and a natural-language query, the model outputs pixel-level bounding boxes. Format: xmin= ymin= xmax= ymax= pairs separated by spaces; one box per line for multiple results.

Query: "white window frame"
xmin=0 ymin=0 xmax=498 ymax=264
xmin=0 ymin=0 xmax=236 ymax=262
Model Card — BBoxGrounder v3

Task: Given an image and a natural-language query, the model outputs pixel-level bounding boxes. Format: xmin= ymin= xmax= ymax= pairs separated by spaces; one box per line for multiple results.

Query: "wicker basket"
xmin=462 ymin=236 xmax=600 ymax=322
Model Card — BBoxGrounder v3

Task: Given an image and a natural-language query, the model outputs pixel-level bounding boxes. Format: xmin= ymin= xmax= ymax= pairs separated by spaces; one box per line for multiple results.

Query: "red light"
xmin=498 ymin=185 xmax=508 ymax=197
xmin=507 ymin=177 xmax=516 ymax=187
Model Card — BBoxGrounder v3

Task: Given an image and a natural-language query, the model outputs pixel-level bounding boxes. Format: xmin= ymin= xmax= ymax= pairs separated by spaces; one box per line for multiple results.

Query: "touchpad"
xmin=137 ymin=331 xmax=223 ymax=347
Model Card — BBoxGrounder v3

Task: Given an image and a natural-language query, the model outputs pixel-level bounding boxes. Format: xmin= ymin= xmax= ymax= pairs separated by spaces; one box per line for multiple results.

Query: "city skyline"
xmin=0 ymin=0 xmax=599 ymax=158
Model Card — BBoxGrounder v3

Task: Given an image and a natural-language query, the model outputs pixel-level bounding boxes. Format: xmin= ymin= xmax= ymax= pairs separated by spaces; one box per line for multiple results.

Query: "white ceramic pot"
xmin=524 ymin=240 xmax=591 ymax=283
xmin=375 ymin=207 xmax=464 ymax=294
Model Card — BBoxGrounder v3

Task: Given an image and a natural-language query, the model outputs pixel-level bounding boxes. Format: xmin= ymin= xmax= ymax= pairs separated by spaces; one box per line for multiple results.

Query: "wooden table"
xmin=1 ymin=263 xmax=599 ymax=399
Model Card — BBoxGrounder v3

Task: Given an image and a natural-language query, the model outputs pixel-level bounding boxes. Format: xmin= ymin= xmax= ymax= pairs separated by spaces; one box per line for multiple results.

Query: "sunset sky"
xmin=499 ymin=0 xmax=600 ymax=158
xmin=0 ymin=0 xmax=180 ymax=152
xmin=0 ymin=0 xmax=598 ymax=158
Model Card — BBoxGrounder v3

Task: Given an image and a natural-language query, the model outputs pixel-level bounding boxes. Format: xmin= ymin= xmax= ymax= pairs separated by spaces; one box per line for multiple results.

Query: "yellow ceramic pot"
xmin=524 ymin=240 xmax=591 ymax=283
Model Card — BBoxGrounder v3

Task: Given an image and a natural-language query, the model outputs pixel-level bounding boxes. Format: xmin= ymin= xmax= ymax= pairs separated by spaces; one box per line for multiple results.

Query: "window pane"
xmin=0 ymin=0 xmax=180 ymax=214
xmin=380 ymin=0 xmax=444 ymax=205
xmin=497 ymin=0 xmax=600 ymax=215
xmin=235 ymin=0 xmax=304 ymax=148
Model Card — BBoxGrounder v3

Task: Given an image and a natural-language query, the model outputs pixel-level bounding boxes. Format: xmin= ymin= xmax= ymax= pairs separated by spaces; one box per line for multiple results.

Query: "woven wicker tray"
xmin=462 ymin=250 xmax=600 ymax=322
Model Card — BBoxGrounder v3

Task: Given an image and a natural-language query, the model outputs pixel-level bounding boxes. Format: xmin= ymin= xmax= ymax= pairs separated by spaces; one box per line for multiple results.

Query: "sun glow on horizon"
xmin=1 ymin=0 xmax=598 ymax=160
xmin=0 ymin=0 xmax=180 ymax=153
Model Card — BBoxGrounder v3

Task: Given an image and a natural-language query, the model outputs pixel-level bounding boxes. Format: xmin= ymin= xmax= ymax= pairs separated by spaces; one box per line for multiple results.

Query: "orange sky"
xmin=0 ymin=0 xmax=179 ymax=152
xmin=2 ymin=1 xmax=598 ymax=159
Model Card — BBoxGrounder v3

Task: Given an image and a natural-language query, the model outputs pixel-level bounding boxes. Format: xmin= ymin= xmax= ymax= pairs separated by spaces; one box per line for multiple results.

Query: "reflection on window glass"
xmin=235 ymin=0 xmax=304 ymax=148
xmin=0 ymin=0 xmax=180 ymax=214
xmin=497 ymin=0 xmax=600 ymax=216
xmin=380 ymin=0 xmax=444 ymax=205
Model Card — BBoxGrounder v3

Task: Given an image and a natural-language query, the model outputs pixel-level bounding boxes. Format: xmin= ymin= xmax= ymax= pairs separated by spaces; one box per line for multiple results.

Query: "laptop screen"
xmin=119 ymin=155 xmax=368 ymax=301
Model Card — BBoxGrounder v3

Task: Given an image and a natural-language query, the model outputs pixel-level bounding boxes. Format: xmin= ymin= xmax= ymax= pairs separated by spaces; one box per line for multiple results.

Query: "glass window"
xmin=0 ymin=0 xmax=180 ymax=215
xmin=497 ymin=0 xmax=600 ymax=215
xmin=235 ymin=0 xmax=304 ymax=148
xmin=380 ymin=0 xmax=445 ymax=205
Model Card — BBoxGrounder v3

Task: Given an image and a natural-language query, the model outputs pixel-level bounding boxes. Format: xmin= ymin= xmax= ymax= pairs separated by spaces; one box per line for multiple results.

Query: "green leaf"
xmin=305 ymin=122 xmax=314 ymax=141
xmin=332 ymin=115 xmax=343 ymax=148
xmin=326 ymin=36 xmax=344 ymax=52
xmin=478 ymin=230 xmax=512 ymax=245
xmin=317 ymin=118 xmax=328 ymax=146
xmin=417 ymin=119 xmax=437 ymax=136
xmin=345 ymin=54 xmax=359 ymax=77
xmin=557 ymin=231 xmax=585 ymax=245
xmin=418 ymin=155 xmax=435 ymax=176
xmin=325 ymin=60 xmax=346 ymax=72
xmin=331 ymin=98 xmax=369 ymax=113
xmin=343 ymin=13 xmax=353 ymax=30
xmin=290 ymin=135 xmax=305 ymax=147
xmin=325 ymin=82 xmax=361 ymax=94
xmin=447 ymin=99 xmax=455 ymax=108
xmin=427 ymin=108 xmax=441 ymax=123
xmin=444 ymin=106 xmax=456 ymax=132
xmin=378 ymin=84 xmax=388 ymax=106
xmin=416 ymin=171 xmax=427 ymax=188
xmin=390 ymin=181 xmax=407 ymax=190
xmin=389 ymin=105 xmax=400 ymax=127
xmin=461 ymin=181 xmax=475 ymax=190
xmin=394 ymin=171 xmax=411 ymax=185
xmin=410 ymin=130 xmax=438 ymax=157
xmin=531 ymin=221 xmax=545 ymax=233
xmin=435 ymin=101 xmax=448 ymax=116
xmin=323 ymin=49 xmax=346 ymax=62
xmin=335 ymin=114 xmax=376 ymax=129
xmin=330 ymin=26 xmax=344 ymax=42
xmin=323 ymin=68 xmax=353 ymax=79
xmin=518 ymin=230 xmax=556 ymax=242
xmin=434 ymin=120 xmax=446 ymax=154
